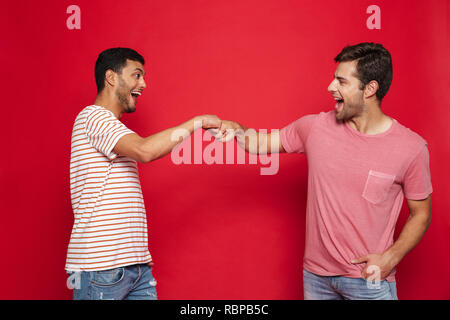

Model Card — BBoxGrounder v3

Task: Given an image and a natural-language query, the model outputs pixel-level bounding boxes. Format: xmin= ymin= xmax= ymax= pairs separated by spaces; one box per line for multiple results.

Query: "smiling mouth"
xmin=131 ymin=91 xmax=141 ymax=103
xmin=334 ymin=98 xmax=344 ymax=112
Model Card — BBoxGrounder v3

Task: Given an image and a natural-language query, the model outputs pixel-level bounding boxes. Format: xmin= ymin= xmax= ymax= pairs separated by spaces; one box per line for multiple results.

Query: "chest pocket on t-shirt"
xmin=362 ymin=170 xmax=396 ymax=204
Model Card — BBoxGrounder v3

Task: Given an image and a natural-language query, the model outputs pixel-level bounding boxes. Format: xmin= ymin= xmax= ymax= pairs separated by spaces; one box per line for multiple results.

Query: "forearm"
xmin=139 ymin=116 xmax=207 ymax=162
xmin=114 ymin=114 xmax=221 ymax=163
xmin=231 ymin=122 xmax=275 ymax=155
xmin=234 ymin=123 xmax=257 ymax=154
xmin=353 ymin=197 xmax=432 ymax=280
xmin=383 ymin=211 xmax=431 ymax=267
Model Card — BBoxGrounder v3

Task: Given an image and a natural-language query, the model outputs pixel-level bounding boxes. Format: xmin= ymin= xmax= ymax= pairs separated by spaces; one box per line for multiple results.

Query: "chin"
xmin=335 ymin=111 xmax=345 ymax=122
xmin=125 ymin=104 xmax=137 ymax=113
xmin=335 ymin=106 xmax=355 ymax=122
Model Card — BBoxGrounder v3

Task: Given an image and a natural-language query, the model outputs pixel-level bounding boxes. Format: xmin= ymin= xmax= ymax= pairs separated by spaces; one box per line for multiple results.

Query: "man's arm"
xmin=113 ymin=115 xmax=221 ymax=163
xmin=352 ymin=194 xmax=432 ymax=280
xmin=217 ymin=120 xmax=286 ymax=154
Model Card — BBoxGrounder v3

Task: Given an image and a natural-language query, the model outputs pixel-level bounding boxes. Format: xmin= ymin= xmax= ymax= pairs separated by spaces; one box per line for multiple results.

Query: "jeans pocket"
xmin=90 ymin=267 xmax=125 ymax=287
xmin=362 ymin=170 xmax=395 ymax=204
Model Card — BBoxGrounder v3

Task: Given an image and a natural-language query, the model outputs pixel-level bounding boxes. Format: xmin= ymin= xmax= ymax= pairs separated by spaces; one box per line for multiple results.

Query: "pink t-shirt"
xmin=280 ymin=111 xmax=432 ymax=282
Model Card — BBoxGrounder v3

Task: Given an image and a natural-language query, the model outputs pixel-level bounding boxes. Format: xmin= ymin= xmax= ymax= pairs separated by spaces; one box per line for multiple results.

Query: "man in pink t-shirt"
xmin=218 ymin=43 xmax=432 ymax=300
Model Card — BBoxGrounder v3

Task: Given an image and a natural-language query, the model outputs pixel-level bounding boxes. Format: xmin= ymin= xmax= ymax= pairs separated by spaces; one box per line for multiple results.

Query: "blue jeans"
xmin=67 ymin=264 xmax=158 ymax=300
xmin=303 ymin=269 xmax=398 ymax=300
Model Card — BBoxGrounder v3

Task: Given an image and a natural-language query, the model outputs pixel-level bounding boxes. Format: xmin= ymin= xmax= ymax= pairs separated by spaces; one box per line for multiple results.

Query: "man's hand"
xmin=351 ymin=252 xmax=399 ymax=280
xmin=195 ymin=115 xmax=222 ymax=130
xmin=218 ymin=120 xmax=242 ymax=132
xmin=209 ymin=119 xmax=242 ymax=143
xmin=210 ymin=119 xmax=286 ymax=154
xmin=352 ymin=195 xmax=431 ymax=281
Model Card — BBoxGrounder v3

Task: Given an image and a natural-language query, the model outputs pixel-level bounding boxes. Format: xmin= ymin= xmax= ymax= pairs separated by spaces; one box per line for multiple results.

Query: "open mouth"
xmin=131 ymin=91 xmax=141 ymax=103
xmin=334 ymin=97 xmax=344 ymax=112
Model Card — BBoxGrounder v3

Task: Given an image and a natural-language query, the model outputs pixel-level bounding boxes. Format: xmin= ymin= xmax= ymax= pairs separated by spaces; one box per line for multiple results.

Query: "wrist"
xmin=191 ymin=116 xmax=204 ymax=131
xmin=233 ymin=121 xmax=243 ymax=131
xmin=382 ymin=248 xmax=403 ymax=268
xmin=226 ymin=120 xmax=243 ymax=132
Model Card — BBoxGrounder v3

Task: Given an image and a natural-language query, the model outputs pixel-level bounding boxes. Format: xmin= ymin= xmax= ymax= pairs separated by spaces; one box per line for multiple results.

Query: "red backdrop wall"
xmin=1 ymin=0 xmax=449 ymax=299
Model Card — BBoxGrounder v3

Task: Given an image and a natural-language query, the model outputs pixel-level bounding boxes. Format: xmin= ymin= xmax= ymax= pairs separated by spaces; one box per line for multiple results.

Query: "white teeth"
xmin=131 ymin=91 xmax=141 ymax=96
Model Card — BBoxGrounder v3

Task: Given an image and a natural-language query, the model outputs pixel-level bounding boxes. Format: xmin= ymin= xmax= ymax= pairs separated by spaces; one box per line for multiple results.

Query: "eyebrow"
xmin=335 ymin=75 xmax=347 ymax=81
xmin=134 ymin=68 xmax=146 ymax=75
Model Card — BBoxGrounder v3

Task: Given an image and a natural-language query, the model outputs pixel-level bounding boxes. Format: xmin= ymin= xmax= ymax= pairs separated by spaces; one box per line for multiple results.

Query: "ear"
xmin=364 ymin=80 xmax=379 ymax=99
xmin=104 ymin=69 xmax=117 ymax=89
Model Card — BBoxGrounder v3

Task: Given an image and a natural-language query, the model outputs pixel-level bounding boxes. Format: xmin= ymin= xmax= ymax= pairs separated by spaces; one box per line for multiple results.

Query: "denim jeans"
xmin=67 ymin=264 xmax=158 ymax=300
xmin=303 ymin=269 xmax=398 ymax=300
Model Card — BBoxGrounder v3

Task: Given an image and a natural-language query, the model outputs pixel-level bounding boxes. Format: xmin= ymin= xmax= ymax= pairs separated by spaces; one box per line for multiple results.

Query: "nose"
xmin=141 ymin=78 xmax=147 ymax=89
xmin=327 ymin=79 xmax=337 ymax=93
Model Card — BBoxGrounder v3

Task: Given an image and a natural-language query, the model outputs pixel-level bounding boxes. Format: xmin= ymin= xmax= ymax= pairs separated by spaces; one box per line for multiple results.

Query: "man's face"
xmin=327 ymin=60 xmax=365 ymax=122
xmin=115 ymin=59 xmax=147 ymax=113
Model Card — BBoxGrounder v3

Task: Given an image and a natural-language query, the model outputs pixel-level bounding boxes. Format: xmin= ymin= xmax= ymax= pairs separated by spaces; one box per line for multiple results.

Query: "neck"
xmin=94 ymin=90 xmax=122 ymax=119
xmin=347 ymin=102 xmax=393 ymax=135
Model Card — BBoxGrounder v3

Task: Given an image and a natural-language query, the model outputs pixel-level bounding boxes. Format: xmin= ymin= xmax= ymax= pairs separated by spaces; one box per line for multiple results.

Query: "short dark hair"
xmin=334 ymin=42 xmax=393 ymax=102
xmin=95 ymin=47 xmax=145 ymax=93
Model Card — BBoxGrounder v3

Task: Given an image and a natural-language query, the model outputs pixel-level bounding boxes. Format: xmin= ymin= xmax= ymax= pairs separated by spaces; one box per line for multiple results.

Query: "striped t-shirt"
xmin=66 ymin=105 xmax=152 ymax=271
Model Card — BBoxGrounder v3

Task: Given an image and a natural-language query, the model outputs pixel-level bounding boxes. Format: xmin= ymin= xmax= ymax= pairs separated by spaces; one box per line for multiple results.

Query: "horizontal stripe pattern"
xmin=66 ymin=105 xmax=151 ymax=271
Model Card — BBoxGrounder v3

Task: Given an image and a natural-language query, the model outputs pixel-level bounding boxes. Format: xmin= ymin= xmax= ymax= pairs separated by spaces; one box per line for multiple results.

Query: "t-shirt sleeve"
xmin=84 ymin=109 xmax=135 ymax=160
xmin=403 ymin=144 xmax=433 ymax=200
xmin=279 ymin=113 xmax=318 ymax=153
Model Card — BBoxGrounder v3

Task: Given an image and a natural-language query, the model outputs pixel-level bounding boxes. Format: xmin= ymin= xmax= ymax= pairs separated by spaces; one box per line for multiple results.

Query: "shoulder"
xmin=84 ymin=106 xmax=119 ymax=126
xmin=320 ymin=110 xmax=337 ymax=122
xmin=75 ymin=105 xmax=105 ymax=121
xmin=308 ymin=110 xmax=340 ymax=129
xmin=291 ymin=111 xmax=330 ymax=125
xmin=74 ymin=106 xmax=120 ymax=134
xmin=394 ymin=120 xmax=428 ymax=147
xmin=85 ymin=105 xmax=114 ymax=118
xmin=392 ymin=120 xmax=430 ymax=163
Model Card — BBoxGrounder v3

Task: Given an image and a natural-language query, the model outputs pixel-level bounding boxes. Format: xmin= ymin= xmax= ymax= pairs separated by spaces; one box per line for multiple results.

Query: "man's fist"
xmin=211 ymin=120 xmax=242 ymax=142
xmin=196 ymin=115 xmax=222 ymax=129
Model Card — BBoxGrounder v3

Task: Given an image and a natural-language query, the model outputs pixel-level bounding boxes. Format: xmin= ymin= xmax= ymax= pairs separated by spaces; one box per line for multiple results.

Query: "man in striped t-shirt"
xmin=66 ymin=48 xmax=222 ymax=300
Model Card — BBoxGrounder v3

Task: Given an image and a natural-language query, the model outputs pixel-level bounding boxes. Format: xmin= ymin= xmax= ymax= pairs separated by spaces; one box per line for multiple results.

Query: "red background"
xmin=1 ymin=0 xmax=449 ymax=299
